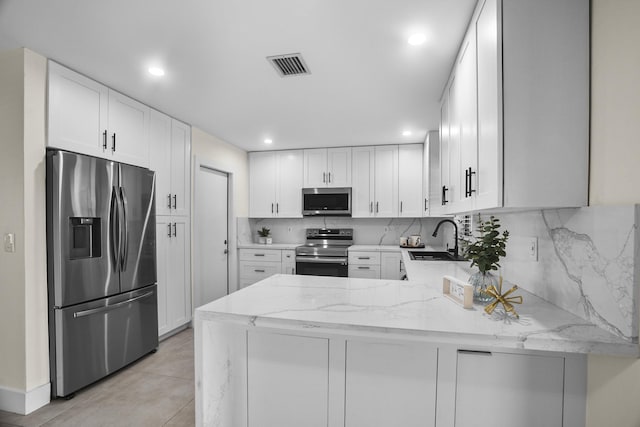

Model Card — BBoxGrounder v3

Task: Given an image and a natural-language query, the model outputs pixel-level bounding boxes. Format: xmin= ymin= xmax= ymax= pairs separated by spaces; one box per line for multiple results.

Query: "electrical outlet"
xmin=4 ymin=233 xmax=15 ymax=253
xmin=527 ymin=237 xmax=538 ymax=261
xmin=287 ymin=227 xmax=292 ymax=233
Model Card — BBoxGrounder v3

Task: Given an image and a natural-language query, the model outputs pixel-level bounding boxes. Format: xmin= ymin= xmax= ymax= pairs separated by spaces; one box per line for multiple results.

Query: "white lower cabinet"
xmin=455 ymin=350 xmax=564 ymax=427
xmin=349 ymin=249 xmax=403 ymax=280
xmin=239 ymin=248 xmax=296 ymax=288
xmin=231 ymin=331 xmax=584 ymax=427
xmin=156 ymin=217 xmax=191 ymax=337
xmin=248 ymin=331 xmax=329 ymax=427
xmin=345 ymin=340 xmax=437 ymax=427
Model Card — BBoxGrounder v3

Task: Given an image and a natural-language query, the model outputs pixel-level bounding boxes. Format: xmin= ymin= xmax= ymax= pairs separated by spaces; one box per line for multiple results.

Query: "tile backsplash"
xmin=238 ymin=217 xmax=449 ymax=247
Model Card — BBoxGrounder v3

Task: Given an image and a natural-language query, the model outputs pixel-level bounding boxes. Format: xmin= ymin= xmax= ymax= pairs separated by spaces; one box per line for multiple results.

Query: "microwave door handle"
xmin=120 ymin=187 xmax=129 ymax=271
xmin=110 ymin=186 xmax=120 ymax=270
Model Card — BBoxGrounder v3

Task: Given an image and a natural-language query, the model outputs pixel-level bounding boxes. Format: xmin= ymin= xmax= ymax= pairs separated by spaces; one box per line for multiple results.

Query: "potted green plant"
xmin=462 ymin=216 xmax=509 ymax=303
xmin=257 ymin=226 xmax=272 ymax=245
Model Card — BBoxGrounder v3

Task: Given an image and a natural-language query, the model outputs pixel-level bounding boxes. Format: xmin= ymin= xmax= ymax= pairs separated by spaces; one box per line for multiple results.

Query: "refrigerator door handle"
xmin=72 ymin=291 xmax=155 ymax=318
xmin=119 ymin=186 xmax=129 ymax=272
xmin=111 ymin=186 xmax=121 ymax=270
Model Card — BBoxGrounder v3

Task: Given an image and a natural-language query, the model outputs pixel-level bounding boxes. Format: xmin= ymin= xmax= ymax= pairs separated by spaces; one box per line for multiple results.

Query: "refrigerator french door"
xmin=46 ymin=149 xmax=158 ymax=398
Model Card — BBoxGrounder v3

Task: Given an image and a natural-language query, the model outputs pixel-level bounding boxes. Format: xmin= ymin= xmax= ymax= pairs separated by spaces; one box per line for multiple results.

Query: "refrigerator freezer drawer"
xmin=51 ymin=285 xmax=159 ymax=397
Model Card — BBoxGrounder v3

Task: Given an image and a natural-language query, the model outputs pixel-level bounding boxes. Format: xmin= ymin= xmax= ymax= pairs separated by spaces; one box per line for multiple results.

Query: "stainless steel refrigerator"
xmin=46 ymin=149 xmax=158 ymax=398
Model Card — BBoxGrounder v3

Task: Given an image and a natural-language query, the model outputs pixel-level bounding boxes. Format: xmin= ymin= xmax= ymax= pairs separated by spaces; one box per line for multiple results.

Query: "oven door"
xmin=296 ymin=257 xmax=348 ymax=277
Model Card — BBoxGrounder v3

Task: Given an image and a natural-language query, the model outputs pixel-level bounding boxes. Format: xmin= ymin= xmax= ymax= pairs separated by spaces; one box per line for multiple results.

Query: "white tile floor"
xmin=0 ymin=328 xmax=194 ymax=427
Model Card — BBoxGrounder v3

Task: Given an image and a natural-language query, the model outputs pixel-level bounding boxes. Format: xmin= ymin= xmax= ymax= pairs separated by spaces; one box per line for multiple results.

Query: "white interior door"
xmin=195 ymin=165 xmax=229 ymax=308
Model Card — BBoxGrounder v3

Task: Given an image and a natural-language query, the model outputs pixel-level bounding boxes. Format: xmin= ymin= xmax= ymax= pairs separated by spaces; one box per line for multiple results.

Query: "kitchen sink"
xmin=408 ymin=251 xmax=466 ymax=262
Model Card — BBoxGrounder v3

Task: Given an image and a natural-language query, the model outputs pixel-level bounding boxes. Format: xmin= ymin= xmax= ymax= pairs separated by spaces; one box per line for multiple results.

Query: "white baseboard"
xmin=0 ymin=382 xmax=50 ymax=415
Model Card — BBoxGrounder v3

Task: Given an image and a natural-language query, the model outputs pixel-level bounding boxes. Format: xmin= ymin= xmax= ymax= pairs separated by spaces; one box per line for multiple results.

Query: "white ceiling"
xmin=0 ymin=0 xmax=476 ymax=152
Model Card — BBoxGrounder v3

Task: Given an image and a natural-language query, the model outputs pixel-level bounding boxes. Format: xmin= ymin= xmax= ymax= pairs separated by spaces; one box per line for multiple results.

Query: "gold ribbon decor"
xmin=483 ymin=276 xmax=523 ymax=319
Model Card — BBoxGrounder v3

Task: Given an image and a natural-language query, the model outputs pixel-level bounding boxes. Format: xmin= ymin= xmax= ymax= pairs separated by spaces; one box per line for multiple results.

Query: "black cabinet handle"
xmin=172 ymin=222 xmax=177 ymax=237
xmin=276 ymin=203 xmax=279 ymax=214
xmin=328 ymin=172 xmax=331 ymax=183
xmin=424 ymin=198 xmax=428 ymax=211
xmin=255 ymin=269 xmax=265 ymax=273
xmin=442 ymin=186 xmax=449 ymax=205
xmin=376 ymin=202 xmax=379 ymax=213
xmin=103 ymin=130 xmax=108 ymax=150
xmin=469 ymin=168 xmax=476 ymax=196
xmin=400 ymin=201 xmax=403 ymax=213
xmin=167 ymin=194 xmax=172 ymax=209
xmin=323 ymin=172 xmax=326 ymax=183
xmin=167 ymin=224 xmax=172 ymax=237
xmin=112 ymin=133 xmax=116 ymax=152
xmin=465 ymin=168 xmax=470 ymax=197
xmin=370 ymin=202 xmax=373 ymax=213
xmin=173 ymin=194 xmax=177 ymax=209
xmin=271 ymin=203 xmax=274 ymax=214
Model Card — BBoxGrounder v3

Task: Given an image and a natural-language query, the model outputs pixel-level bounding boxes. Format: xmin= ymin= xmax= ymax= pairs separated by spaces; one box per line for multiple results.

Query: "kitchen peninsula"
xmin=195 ymin=257 xmax=636 ymax=427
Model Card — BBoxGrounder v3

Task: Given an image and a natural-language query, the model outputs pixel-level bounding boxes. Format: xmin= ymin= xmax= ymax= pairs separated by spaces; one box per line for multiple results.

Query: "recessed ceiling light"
xmin=402 ymin=130 xmax=412 ymax=136
xmin=148 ymin=67 xmax=165 ymax=76
xmin=407 ymin=33 xmax=426 ymax=46
xmin=264 ymin=139 xmax=273 ymax=144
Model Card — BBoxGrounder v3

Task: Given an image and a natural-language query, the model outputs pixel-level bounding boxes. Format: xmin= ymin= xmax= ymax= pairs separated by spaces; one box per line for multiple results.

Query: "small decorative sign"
xmin=442 ymin=276 xmax=474 ymax=309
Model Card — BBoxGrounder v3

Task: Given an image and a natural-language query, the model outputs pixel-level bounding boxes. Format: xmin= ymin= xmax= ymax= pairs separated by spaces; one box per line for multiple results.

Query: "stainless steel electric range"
xmin=295 ymin=228 xmax=353 ymax=277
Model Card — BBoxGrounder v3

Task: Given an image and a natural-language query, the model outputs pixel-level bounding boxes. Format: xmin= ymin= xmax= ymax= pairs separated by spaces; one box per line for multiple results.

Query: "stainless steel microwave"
xmin=302 ymin=187 xmax=352 ymax=216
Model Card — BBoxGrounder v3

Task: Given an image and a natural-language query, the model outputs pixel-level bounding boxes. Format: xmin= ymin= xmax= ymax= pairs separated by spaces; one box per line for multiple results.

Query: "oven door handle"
xmin=296 ymin=256 xmax=348 ymax=264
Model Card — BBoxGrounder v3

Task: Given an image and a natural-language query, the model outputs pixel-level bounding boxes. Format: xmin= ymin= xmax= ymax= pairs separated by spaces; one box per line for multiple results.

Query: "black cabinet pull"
xmin=167 ymin=194 xmax=172 ymax=209
xmin=376 ymin=202 xmax=379 ymax=213
xmin=172 ymin=222 xmax=177 ymax=237
xmin=173 ymin=194 xmax=177 ymax=209
xmin=442 ymin=186 xmax=449 ymax=205
xmin=276 ymin=203 xmax=279 ymax=214
xmin=271 ymin=203 xmax=274 ymax=213
xmin=111 ymin=133 xmax=116 ymax=152
xmin=400 ymin=201 xmax=403 ymax=213
xmin=465 ymin=168 xmax=470 ymax=197
xmin=255 ymin=269 xmax=265 ymax=273
xmin=102 ymin=130 xmax=108 ymax=150
xmin=424 ymin=198 xmax=428 ymax=211
xmin=469 ymin=168 xmax=476 ymax=196
xmin=167 ymin=224 xmax=172 ymax=237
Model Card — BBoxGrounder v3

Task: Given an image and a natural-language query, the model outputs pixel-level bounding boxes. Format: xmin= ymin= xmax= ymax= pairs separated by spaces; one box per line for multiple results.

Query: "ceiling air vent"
xmin=267 ymin=53 xmax=311 ymax=77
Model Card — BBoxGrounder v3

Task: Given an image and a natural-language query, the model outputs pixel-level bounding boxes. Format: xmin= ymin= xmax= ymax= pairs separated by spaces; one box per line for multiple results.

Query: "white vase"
xmin=258 ymin=236 xmax=266 ymax=244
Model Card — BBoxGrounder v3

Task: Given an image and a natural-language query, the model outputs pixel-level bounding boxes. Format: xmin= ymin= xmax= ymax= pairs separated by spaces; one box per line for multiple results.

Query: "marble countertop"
xmin=196 ymin=273 xmax=638 ymax=356
xmin=238 ymin=243 xmax=300 ymax=250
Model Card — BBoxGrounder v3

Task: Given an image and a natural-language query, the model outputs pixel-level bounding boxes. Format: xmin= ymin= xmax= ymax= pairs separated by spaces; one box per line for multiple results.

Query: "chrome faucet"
xmin=431 ymin=219 xmax=459 ymax=259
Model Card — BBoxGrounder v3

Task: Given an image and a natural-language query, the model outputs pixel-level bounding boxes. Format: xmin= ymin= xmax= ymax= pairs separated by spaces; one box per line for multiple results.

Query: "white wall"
xmin=0 ymin=48 xmax=49 ymax=408
xmin=586 ymin=1 xmax=640 ymax=426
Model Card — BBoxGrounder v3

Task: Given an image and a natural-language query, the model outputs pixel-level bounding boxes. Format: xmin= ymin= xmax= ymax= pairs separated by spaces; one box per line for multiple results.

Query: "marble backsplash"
xmin=237 ymin=217 xmax=449 ymax=247
xmin=491 ymin=206 xmax=638 ymax=342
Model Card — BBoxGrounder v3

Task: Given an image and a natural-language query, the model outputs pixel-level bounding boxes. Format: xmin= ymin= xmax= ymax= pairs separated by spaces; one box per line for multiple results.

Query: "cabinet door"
xmin=455 ymin=351 xmax=564 ymax=427
xmin=345 ymin=340 xmax=437 ymax=427
xmin=447 ymin=78 xmax=462 ymax=213
xmin=327 ymin=147 xmax=352 ymax=187
xmin=48 ymin=61 xmax=108 ymax=158
xmin=423 ymin=131 xmax=440 ymax=217
xmin=434 ymin=97 xmax=450 ymax=215
xmin=168 ymin=218 xmax=191 ymax=329
xmin=155 ymin=218 xmax=171 ymax=336
xmin=475 ymin=0 xmax=502 ymax=210
xmin=108 ymin=90 xmax=150 ymax=168
xmin=457 ymin=29 xmax=478 ymax=213
xmin=248 ymin=332 xmax=329 ymax=427
xmin=276 ymin=150 xmax=303 ymax=217
xmin=398 ymin=144 xmax=423 ymax=217
xmin=373 ymin=145 xmax=398 ymax=217
xmin=282 ymin=250 xmax=296 ymax=275
xmin=303 ymin=148 xmax=328 ymax=187
xmin=380 ymin=252 xmax=402 ymax=280
xmin=170 ymin=120 xmax=191 ymax=216
xmin=351 ymin=147 xmax=375 ymax=217
xmin=149 ymin=110 xmax=172 ymax=216
xmin=249 ymin=152 xmax=277 ymax=217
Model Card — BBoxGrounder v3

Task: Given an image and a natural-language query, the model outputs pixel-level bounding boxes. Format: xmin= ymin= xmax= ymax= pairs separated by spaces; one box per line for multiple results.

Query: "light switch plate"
xmin=4 ymin=233 xmax=15 ymax=253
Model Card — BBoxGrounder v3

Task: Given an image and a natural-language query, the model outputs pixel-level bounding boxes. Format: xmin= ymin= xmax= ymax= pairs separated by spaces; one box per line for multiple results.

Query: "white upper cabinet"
xmin=303 ymin=147 xmax=351 ymax=188
xmin=438 ymin=0 xmax=589 ymax=213
xmin=423 ymin=131 xmax=440 ymax=217
xmin=48 ymin=62 xmax=108 ymax=159
xmin=48 ymin=61 xmax=150 ymax=168
xmin=351 ymin=147 xmax=375 ymax=217
xmin=398 ymin=144 xmax=423 ymax=217
xmin=249 ymin=150 xmax=303 ymax=218
xmin=149 ymin=109 xmax=191 ymax=217
xmin=107 ymin=90 xmax=149 ymax=167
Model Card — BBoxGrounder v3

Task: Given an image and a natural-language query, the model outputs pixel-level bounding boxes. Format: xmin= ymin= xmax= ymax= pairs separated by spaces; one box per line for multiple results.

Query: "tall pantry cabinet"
xmin=149 ymin=110 xmax=192 ymax=337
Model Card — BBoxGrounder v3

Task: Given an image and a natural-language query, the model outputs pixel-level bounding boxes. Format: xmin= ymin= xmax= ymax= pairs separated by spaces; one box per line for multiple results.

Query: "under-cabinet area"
xmin=198 ymin=326 xmax=585 ymax=427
